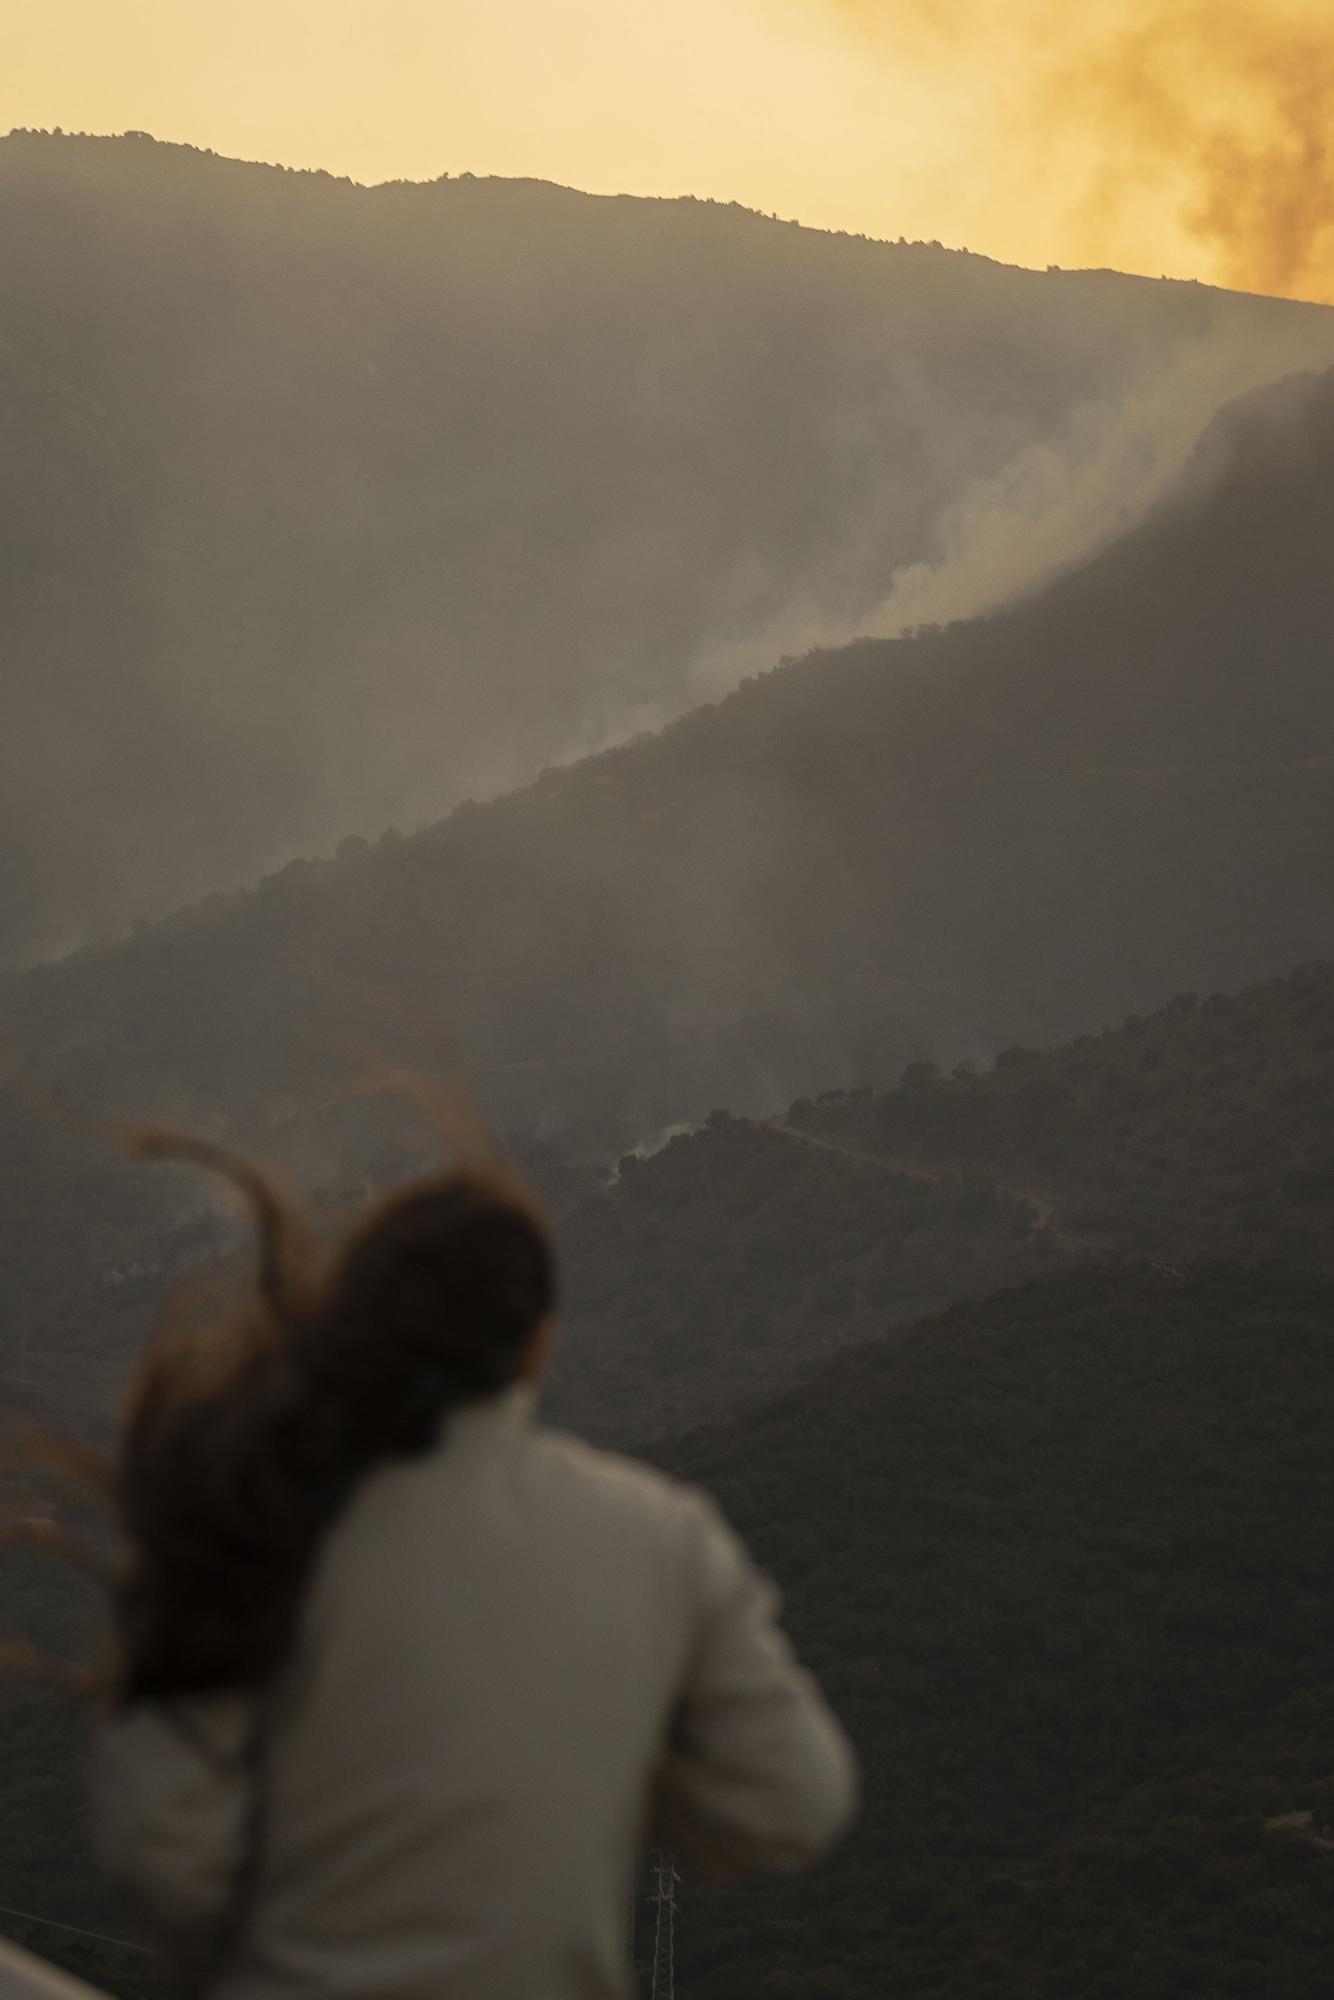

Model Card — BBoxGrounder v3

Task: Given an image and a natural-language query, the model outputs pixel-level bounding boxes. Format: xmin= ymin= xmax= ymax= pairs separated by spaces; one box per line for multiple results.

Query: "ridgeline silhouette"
xmin=3 ymin=129 xmax=1332 ymax=962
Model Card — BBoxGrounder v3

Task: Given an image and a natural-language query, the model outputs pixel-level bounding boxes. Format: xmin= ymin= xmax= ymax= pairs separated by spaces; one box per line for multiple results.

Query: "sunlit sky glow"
xmin=7 ymin=0 xmax=1334 ymax=301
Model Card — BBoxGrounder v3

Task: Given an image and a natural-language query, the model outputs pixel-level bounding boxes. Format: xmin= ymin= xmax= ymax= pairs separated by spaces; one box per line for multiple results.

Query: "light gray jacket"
xmin=91 ymin=1386 xmax=857 ymax=1998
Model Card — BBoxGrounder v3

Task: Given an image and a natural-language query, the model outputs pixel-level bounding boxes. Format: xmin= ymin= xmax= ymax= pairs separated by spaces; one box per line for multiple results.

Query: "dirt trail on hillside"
xmin=764 ymin=1119 xmax=1061 ymax=1232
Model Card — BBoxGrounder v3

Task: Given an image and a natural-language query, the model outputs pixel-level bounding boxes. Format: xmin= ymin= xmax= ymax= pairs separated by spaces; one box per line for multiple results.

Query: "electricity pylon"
xmin=648 ymin=1849 xmax=680 ymax=2000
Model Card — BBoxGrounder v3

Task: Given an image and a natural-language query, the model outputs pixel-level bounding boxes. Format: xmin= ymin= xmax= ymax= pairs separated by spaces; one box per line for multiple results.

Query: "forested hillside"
xmin=790 ymin=958 xmax=1334 ymax=1273
xmin=658 ymin=1261 xmax=1334 ymax=1999
xmin=10 ymin=956 xmax=1334 ymax=1454
xmin=7 ymin=359 xmax=1334 ymax=1155
xmin=4 ymin=129 xmax=1332 ymax=961
xmin=552 ymin=1110 xmax=1060 ymax=1443
xmin=550 ymin=960 xmax=1334 ymax=1441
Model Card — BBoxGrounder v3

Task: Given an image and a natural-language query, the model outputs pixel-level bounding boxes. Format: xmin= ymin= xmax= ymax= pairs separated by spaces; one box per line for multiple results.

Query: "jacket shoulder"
xmin=526 ymin=1424 xmax=722 ymax=1549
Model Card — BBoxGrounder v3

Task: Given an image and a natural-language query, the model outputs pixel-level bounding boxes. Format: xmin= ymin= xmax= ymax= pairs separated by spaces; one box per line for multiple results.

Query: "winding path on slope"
xmin=763 ymin=1118 xmax=1062 ymax=1234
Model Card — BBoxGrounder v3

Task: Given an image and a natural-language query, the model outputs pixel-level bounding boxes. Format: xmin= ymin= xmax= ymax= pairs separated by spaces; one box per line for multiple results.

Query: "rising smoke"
xmin=688 ymin=312 xmax=1334 ymax=689
xmin=2 ymin=130 xmax=1332 ymax=972
xmin=823 ymin=0 xmax=1334 ymax=303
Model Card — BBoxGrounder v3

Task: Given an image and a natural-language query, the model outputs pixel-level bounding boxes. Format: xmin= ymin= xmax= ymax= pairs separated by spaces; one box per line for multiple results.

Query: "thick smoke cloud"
xmin=824 ymin=0 xmax=1334 ymax=302
xmin=1067 ymin=3 xmax=1334 ymax=301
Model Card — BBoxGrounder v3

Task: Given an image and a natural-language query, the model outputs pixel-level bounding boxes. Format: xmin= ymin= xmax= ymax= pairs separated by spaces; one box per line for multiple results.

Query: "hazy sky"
xmin=6 ymin=0 xmax=1334 ymax=301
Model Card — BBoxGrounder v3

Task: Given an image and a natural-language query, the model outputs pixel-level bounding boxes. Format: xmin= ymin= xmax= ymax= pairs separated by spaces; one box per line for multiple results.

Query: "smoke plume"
xmin=824 ymin=0 xmax=1334 ymax=302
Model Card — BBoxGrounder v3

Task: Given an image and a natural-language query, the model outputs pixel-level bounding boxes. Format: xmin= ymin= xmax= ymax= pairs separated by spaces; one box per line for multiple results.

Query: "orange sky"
xmin=6 ymin=0 xmax=1333 ymax=301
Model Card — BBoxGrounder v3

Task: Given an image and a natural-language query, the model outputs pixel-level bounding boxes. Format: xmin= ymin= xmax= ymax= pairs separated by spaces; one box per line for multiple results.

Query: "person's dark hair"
xmin=111 ymin=1136 xmax=554 ymax=1702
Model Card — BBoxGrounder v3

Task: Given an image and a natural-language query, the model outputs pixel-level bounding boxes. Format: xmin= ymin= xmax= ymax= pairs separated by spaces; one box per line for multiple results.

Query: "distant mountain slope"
xmin=552 ymin=1109 xmax=1060 ymax=1444
xmin=7 ymin=358 xmax=1334 ymax=1147
xmin=9 ymin=955 xmax=1334 ymax=1460
xmin=3 ymin=130 xmax=1333 ymax=961
xmin=554 ymin=961 xmax=1334 ymax=1443
xmin=792 ymin=959 xmax=1334 ymax=1270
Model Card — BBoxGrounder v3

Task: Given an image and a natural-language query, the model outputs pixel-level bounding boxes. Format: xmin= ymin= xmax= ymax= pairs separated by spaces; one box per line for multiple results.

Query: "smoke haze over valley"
xmin=825 ymin=0 xmax=1334 ymax=303
xmin=3 ymin=131 xmax=1333 ymax=966
xmin=5 ymin=351 xmax=1334 ymax=1156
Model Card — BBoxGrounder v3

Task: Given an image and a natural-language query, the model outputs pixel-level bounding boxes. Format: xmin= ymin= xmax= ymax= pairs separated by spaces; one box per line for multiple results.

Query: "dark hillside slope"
xmin=793 ymin=957 xmax=1334 ymax=1269
xmin=552 ymin=1110 xmax=1062 ymax=1444
xmin=9 ymin=954 xmax=1334 ymax=1462
xmin=655 ymin=1262 xmax=1334 ymax=2000
xmin=554 ymin=961 xmax=1334 ymax=1443
xmin=3 ymin=129 xmax=1332 ymax=959
xmin=7 ymin=363 xmax=1334 ymax=1144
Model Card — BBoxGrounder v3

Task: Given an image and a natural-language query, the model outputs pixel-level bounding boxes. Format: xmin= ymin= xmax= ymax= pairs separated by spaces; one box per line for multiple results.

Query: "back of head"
xmin=309 ymin=1178 xmax=553 ymax=1456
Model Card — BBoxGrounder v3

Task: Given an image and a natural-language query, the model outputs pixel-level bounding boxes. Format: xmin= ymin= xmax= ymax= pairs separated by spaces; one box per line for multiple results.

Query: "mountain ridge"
xmin=17 ymin=126 xmax=1332 ymax=285
xmin=4 ymin=129 xmax=1332 ymax=962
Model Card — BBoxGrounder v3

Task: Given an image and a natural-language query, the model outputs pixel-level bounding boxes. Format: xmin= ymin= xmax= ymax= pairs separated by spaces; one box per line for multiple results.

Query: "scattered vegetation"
xmin=795 ymin=960 xmax=1334 ymax=1271
xmin=655 ymin=1261 xmax=1334 ymax=1998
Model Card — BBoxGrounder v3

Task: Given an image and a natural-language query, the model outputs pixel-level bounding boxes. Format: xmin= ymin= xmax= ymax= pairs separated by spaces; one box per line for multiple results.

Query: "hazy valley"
xmin=5 ymin=346 xmax=1333 ymax=1157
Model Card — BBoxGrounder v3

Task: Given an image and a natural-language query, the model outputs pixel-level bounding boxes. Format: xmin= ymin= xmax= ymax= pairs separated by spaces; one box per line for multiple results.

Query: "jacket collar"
xmin=447 ymin=1380 xmax=538 ymax=1437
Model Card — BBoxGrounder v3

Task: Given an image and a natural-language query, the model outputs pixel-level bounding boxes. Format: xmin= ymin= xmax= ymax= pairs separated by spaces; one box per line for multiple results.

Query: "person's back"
xmin=86 ymin=1135 xmax=857 ymax=1997
xmin=0 ymin=1940 xmax=112 ymax=2000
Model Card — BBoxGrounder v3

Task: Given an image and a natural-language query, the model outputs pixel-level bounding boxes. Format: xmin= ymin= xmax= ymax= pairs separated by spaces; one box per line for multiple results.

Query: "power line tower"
xmin=648 ymin=1849 xmax=680 ymax=2000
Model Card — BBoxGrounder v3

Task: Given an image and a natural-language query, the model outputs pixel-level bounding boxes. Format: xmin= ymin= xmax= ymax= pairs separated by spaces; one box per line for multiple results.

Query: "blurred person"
xmin=84 ymin=1126 xmax=857 ymax=1998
